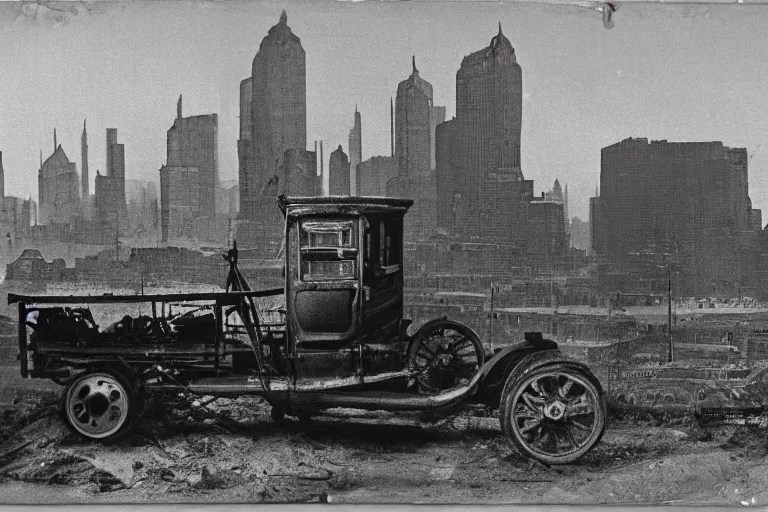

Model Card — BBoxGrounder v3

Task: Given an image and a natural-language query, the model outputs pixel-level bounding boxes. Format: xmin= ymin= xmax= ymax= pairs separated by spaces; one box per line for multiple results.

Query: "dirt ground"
xmin=0 ymin=394 xmax=767 ymax=506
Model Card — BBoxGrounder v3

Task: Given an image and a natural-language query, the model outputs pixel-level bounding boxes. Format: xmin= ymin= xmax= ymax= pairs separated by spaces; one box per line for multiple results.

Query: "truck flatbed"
xmin=8 ymin=288 xmax=284 ymax=305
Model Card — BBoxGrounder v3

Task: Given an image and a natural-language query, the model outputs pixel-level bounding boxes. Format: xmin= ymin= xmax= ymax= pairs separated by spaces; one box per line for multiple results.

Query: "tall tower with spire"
xmin=389 ymin=56 xmax=445 ymax=241
xmin=395 ymin=56 xmax=432 ymax=178
xmin=348 ymin=106 xmax=362 ymax=195
xmin=81 ymin=119 xmax=89 ymax=212
xmin=436 ymin=23 xmax=529 ymax=243
xmin=238 ymin=10 xmax=306 ymax=227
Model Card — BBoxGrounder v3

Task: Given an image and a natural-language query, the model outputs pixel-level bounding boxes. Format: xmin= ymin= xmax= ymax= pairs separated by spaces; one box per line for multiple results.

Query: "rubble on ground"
xmin=2 ymin=392 xmax=768 ymax=504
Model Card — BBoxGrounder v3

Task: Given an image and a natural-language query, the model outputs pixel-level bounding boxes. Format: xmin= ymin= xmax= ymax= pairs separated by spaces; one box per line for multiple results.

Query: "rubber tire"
xmin=59 ymin=369 xmax=140 ymax=443
xmin=408 ymin=320 xmax=485 ymax=392
xmin=499 ymin=363 xmax=606 ymax=465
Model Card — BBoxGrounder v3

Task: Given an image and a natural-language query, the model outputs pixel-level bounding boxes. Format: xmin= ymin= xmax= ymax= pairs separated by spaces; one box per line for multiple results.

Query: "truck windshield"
xmin=299 ymin=219 xmax=357 ymax=281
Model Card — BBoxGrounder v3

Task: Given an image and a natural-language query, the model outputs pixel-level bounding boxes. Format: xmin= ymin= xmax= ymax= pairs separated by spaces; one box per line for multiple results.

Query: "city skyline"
xmin=1 ymin=2 xmax=768 ymax=220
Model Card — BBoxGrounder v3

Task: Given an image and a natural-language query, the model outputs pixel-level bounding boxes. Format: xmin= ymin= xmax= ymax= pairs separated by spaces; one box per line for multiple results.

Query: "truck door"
xmin=286 ymin=216 xmax=361 ymax=350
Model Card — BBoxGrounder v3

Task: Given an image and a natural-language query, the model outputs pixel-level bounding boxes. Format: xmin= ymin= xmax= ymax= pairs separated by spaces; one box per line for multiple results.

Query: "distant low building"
xmin=5 ymin=249 xmax=66 ymax=282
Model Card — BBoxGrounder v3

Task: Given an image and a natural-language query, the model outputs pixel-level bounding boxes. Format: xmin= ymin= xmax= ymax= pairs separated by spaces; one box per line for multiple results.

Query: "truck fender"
xmin=472 ymin=343 xmax=604 ymax=407
xmin=408 ymin=315 xmax=448 ymax=341
xmin=503 ymin=351 xmax=605 ymax=396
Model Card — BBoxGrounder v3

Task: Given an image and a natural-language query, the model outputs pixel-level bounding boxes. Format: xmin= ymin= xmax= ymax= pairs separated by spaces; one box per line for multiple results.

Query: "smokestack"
xmin=177 ymin=94 xmax=182 ymax=119
xmin=54 ymin=128 xmax=57 ymax=151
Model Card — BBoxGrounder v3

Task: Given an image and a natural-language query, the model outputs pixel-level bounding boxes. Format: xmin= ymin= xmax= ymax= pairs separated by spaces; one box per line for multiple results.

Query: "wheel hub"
xmin=86 ymin=392 xmax=110 ymax=417
xmin=543 ymin=400 xmax=566 ymax=420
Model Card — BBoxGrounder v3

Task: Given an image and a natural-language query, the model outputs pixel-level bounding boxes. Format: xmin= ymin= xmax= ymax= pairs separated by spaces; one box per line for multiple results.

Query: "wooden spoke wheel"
xmin=501 ymin=365 xmax=606 ymax=464
xmin=408 ymin=320 xmax=485 ymax=393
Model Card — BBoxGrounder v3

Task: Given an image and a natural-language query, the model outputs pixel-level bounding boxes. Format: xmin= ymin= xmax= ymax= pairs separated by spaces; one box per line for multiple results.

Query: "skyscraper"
xmin=357 ymin=156 xmax=397 ymax=197
xmin=348 ymin=106 xmax=362 ymax=195
xmin=95 ymin=128 xmax=128 ymax=234
xmin=597 ymin=137 xmax=758 ymax=296
xmin=166 ymin=95 xmax=218 ymax=225
xmin=328 ymin=145 xmax=350 ymax=196
xmin=238 ymin=10 xmax=306 ymax=230
xmin=389 ymin=57 xmax=444 ymax=241
xmin=38 ymin=132 xmax=80 ymax=226
xmin=436 ymin=24 xmax=529 ymax=243
xmin=395 ymin=56 xmax=432 ymax=178
xmin=160 ymin=166 xmax=200 ymax=241
xmin=428 ymin=106 xmax=446 ymax=171
xmin=81 ymin=119 xmax=89 ymax=213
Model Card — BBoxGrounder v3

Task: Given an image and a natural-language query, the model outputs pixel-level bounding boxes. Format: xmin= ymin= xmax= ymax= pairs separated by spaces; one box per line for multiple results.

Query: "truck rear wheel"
xmin=408 ymin=320 xmax=485 ymax=393
xmin=60 ymin=370 xmax=139 ymax=442
xmin=500 ymin=364 xmax=605 ymax=465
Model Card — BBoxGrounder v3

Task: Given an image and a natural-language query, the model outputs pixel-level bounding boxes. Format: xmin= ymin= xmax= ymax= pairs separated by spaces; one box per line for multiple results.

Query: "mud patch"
xmin=722 ymin=425 xmax=768 ymax=458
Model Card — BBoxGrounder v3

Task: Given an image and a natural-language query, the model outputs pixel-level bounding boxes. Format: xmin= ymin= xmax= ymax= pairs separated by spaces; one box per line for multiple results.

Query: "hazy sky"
xmin=1 ymin=0 xmax=768 ymax=220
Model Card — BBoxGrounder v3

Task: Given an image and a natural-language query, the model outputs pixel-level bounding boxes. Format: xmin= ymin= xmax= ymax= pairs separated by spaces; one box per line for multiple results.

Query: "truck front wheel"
xmin=500 ymin=364 xmax=606 ymax=465
xmin=60 ymin=370 xmax=139 ymax=442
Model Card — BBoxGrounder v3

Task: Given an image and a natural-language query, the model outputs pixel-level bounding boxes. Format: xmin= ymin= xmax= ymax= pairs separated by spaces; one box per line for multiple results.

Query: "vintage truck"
xmin=10 ymin=196 xmax=606 ymax=464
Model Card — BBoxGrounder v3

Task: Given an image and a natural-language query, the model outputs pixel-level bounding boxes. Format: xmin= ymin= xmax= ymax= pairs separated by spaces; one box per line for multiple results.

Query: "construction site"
xmin=1 ymin=273 xmax=768 ymax=504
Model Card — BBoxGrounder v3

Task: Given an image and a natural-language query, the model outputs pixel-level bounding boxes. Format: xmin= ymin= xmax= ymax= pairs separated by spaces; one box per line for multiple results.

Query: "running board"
xmin=283 ymin=385 xmax=473 ymax=412
xmin=144 ymin=371 xmax=477 ymax=412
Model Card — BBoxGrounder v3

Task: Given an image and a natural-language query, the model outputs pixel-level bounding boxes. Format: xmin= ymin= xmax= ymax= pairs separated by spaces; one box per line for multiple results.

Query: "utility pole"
xmin=667 ymin=264 xmax=673 ymax=363
xmin=488 ymin=283 xmax=496 ymax=353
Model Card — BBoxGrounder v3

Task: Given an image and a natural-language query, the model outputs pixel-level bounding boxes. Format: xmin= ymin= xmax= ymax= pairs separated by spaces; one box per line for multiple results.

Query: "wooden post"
xmin=18 ymin=301 xmax=27 ymax=378
xmin=488 ymin=284 xmax=495 ymax=352
xmin=214 ymin=303 xmax=222 ymax=371
xmin=668 ymin=265 xmax=673 ymax=363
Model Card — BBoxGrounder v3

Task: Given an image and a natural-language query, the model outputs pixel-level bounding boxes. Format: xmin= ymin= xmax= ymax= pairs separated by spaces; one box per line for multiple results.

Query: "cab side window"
xmin=363 ymin=215 xmax=401 ymax=278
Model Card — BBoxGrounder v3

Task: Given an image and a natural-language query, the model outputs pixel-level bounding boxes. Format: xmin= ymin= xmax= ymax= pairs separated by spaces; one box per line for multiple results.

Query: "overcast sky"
xmin=1 ymin=0 xmax=767 ymax=220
